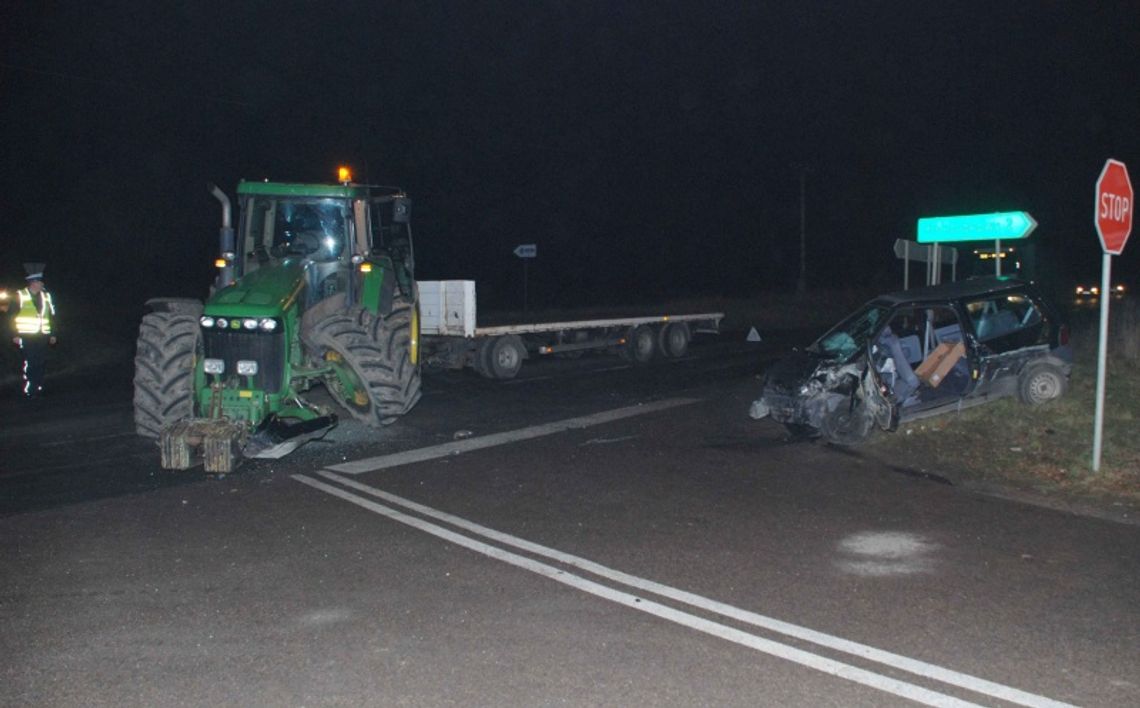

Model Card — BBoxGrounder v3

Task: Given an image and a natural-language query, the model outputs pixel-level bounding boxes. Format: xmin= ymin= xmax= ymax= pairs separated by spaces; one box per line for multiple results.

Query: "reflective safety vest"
xmin=14 ymin=288 xmax=54 ymax=335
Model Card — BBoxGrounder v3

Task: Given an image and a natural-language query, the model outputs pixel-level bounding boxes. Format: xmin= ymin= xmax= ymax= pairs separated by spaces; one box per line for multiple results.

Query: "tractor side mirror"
xmin=392 ymin=197 xmax=412 ymax=224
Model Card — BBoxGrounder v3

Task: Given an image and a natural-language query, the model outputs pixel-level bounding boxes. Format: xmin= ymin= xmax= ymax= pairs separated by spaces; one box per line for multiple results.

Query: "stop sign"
xmin=1095 ymin=159 xmax=1133 ymax=255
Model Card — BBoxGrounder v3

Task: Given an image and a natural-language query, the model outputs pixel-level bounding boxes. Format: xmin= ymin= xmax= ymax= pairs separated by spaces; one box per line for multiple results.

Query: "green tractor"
xmin=133 ymin=172 xmax=422 ymax=474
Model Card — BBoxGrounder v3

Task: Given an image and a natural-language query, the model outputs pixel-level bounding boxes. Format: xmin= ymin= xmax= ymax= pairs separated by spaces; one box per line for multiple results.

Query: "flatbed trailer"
xmin=418 ymin=280 xmax=724 ymax=379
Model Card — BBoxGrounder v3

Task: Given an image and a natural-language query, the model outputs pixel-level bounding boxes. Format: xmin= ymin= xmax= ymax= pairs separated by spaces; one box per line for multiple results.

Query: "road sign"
xmin=1092 ymin=158 xmax=1133 ymax=473
xmin=893 ymin=239 xmax=957 ymax=264
xmin=1095 ymin=159 xmax=1133 ymax=255
xmin=513 ymin=244 xmax=537 ymax=259
xmin=917 ymin=212 xmax=1037 ymax=243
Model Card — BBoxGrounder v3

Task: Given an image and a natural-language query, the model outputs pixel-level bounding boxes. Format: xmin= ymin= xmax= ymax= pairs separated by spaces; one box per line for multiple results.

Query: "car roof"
xmin=874 ymin=276 xmax=1034 ymax=305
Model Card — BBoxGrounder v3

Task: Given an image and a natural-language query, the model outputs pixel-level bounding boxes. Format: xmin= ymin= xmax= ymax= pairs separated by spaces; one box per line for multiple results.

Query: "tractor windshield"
xmin=243 ymin=197 xmax=350 ymax=270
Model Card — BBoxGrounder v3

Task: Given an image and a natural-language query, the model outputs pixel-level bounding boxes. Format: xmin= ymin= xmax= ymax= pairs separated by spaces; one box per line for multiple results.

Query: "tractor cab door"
xmin=365 ymin=196 xmax=415 ymax=296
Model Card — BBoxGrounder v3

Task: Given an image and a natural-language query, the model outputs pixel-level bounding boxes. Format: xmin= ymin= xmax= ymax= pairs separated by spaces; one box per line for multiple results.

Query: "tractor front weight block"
xmin=160 ymin=418 xmax=250 ymax=476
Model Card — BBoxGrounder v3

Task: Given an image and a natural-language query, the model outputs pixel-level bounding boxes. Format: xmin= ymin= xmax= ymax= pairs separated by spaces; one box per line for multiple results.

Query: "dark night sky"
xmin=2 ymin=1 xmax=1138 ymax=313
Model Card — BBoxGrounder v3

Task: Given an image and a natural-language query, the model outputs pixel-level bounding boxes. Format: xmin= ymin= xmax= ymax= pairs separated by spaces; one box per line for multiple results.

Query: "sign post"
xmin=513 ymin=244 xmax=537 ymax=313
xmin=893 ymin=239 xmax=957 ymax=288
xmin=1092 ymin=159 xmax=1133 ymax=472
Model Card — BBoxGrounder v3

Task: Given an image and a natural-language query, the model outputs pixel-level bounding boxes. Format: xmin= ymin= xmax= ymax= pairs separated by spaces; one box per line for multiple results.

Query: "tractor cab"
xmin=232 ymin=178 xmax=414 ymax=311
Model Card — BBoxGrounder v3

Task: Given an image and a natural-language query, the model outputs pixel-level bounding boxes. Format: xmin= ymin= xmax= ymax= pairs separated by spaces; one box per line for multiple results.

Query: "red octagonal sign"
xmin=1095 ymin=158 xmax=1133 ymax=255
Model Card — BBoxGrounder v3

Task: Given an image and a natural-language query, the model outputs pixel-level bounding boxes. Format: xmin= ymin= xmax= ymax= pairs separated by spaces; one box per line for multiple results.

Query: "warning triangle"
xmin=746 ymin=327 xmax=762 ymax=342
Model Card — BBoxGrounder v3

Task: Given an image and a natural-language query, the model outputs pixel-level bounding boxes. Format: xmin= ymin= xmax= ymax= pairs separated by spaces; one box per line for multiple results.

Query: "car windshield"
xmin=809 ymin=303 xmax=890 ymax=362
xmin=243 ymin=197 xmax=350 ymax=268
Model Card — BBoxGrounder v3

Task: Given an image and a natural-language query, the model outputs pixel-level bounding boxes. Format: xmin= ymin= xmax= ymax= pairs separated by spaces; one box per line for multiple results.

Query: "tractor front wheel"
xmin=134 ymin=310 xmax=201 ymax=438
xmin=308 ymin=302 xmax=422 ymax=426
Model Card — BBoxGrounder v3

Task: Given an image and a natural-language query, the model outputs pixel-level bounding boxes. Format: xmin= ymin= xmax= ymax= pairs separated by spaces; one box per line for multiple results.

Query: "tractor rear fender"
xmin=145 ymin=298 xmax=203 ymax=316
xmin=358 ymin=256 xmax=397 ymax=317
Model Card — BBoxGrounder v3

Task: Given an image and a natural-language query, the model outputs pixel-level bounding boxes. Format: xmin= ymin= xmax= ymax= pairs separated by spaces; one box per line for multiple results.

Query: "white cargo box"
xmin=417 ymin=280 xmax=477 ymax=337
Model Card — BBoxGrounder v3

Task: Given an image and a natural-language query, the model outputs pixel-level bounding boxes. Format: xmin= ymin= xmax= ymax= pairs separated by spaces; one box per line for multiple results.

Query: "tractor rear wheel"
xmin=134 ymin=310 xmax=201 ymax=438
xmin=308 ymin=301 xmax=422 ymax=426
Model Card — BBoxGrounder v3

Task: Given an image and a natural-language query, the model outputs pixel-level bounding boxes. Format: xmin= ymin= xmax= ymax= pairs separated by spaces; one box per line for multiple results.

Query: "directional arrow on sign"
xmin=513 ymin=244 xmax=537 ymax=258
xmin=917 ymin=211 xmax=1037 ymax=243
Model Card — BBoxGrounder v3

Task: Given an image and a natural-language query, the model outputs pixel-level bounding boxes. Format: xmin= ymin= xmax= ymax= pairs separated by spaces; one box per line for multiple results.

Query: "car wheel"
xmin=1018 ymin=363 xmax=1067 ymax=406
xmin=820 ymin=395 xmax=874 ymax=446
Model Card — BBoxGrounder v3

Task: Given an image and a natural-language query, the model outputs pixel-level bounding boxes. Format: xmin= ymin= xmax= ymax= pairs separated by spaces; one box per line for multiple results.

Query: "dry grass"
xmin=870 ymin=310 xmax=1140 ymax=507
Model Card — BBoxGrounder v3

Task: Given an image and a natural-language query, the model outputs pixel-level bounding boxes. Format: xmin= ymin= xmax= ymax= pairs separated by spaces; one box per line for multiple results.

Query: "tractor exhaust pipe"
xmin=209 ymin=184 xmax=236 ymax=290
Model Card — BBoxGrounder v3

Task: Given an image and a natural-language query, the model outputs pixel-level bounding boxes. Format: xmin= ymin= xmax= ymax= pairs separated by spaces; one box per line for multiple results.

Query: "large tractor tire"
xmin=308 ymin=300 xmax=422 ymax=426
xmin=134 ymin=311 xmax=201 ymax=438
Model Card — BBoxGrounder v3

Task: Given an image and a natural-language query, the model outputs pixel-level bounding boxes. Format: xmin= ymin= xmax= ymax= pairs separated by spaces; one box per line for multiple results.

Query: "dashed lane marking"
xmin=325 ymin=397 xmax=700 ymax=475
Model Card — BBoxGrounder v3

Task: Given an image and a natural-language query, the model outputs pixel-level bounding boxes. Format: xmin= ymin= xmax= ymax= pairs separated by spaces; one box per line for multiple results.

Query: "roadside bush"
xmin=1111 ymin=298 xmax=1140 ymax=362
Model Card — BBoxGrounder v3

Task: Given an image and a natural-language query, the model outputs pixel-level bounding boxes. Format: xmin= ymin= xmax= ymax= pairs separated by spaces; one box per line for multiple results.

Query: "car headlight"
xmin=236 ymin=360 xmax=259 ymax=376
xmin=203 ymin=358 xmax=225 ymax=374
xmin=259 ymin=318 xmax=278 ymax=332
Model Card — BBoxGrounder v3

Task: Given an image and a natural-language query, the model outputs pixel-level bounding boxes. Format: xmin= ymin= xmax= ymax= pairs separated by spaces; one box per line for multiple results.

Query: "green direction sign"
xmin=917 ymin=211 xmax=1037 ymax=243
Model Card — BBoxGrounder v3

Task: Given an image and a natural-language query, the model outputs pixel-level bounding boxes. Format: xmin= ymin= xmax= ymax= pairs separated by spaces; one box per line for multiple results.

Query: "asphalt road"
xmin=2 ymin=337 xmax=1138 ymax=707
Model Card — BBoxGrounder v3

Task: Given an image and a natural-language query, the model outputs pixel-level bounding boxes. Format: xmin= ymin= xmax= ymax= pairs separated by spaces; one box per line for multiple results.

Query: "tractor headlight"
xmin=200 ymin=316 xmax=215 ymax=328
xmin=242 ymin=318 xmax=259 ymax=331
xmin=259 ymin=318 xmax=278 ymax=332
xmin=215 ymin=318 xmax=228 ymax=329
xmin=203 ymin=358 xmax=225 ymax=374
xmin=236 ymin=360 xmax=259 ymax=376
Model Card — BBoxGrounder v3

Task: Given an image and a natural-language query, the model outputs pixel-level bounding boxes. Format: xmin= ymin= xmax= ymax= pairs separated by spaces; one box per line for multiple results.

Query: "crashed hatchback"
xmin=750 ymin=276 xmax=1072 ymax=444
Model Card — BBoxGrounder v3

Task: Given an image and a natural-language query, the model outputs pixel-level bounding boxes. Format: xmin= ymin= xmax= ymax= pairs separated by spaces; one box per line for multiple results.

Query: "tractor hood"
xmin=205 ymin=261 xmax=306 ymax=318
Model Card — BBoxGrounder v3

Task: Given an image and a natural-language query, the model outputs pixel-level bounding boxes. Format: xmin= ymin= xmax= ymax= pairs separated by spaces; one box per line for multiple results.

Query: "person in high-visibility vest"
xmin=10 ymin=263 xmax=57 ymax=398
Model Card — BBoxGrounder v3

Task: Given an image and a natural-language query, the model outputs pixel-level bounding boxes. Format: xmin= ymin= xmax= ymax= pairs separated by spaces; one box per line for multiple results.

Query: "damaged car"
xmin=750 ymin=276 xmax=1072 ymax=444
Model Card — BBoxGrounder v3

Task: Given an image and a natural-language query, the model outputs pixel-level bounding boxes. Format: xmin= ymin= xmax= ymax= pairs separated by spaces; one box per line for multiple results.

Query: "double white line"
xmin=295 ymin=470 xmax=1074 ymax=708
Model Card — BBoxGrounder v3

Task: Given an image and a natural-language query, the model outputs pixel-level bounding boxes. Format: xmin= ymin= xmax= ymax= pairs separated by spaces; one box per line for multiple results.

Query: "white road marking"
xmin=326 ymin=398 xmax=699 ymax=475
xmin=295 ymin=474 xmax=978 ymax=707
xmin=300 ymin=471 xmax=1076 ymax=708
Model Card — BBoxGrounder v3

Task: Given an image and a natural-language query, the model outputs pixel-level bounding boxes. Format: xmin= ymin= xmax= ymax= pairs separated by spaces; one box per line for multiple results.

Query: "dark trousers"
xmin=19 ymin=336 xmax=49 ymax=397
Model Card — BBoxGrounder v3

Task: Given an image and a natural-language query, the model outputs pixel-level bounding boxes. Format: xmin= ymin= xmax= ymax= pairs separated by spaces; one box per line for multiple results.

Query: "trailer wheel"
xmin=134 ymin=310 xmax=201 ymax=438
xmin=485 ymin=335 xmax=526 ymax=380
xmin=658 ymin=322 xmax=691 ymax=358
xmin=472 ymin=338 xmax=496 ymax=378
xmin=308 ymin=301 xmax=422 ymax=426
xmin=621 ymin=325 xmax=657 ymax=363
